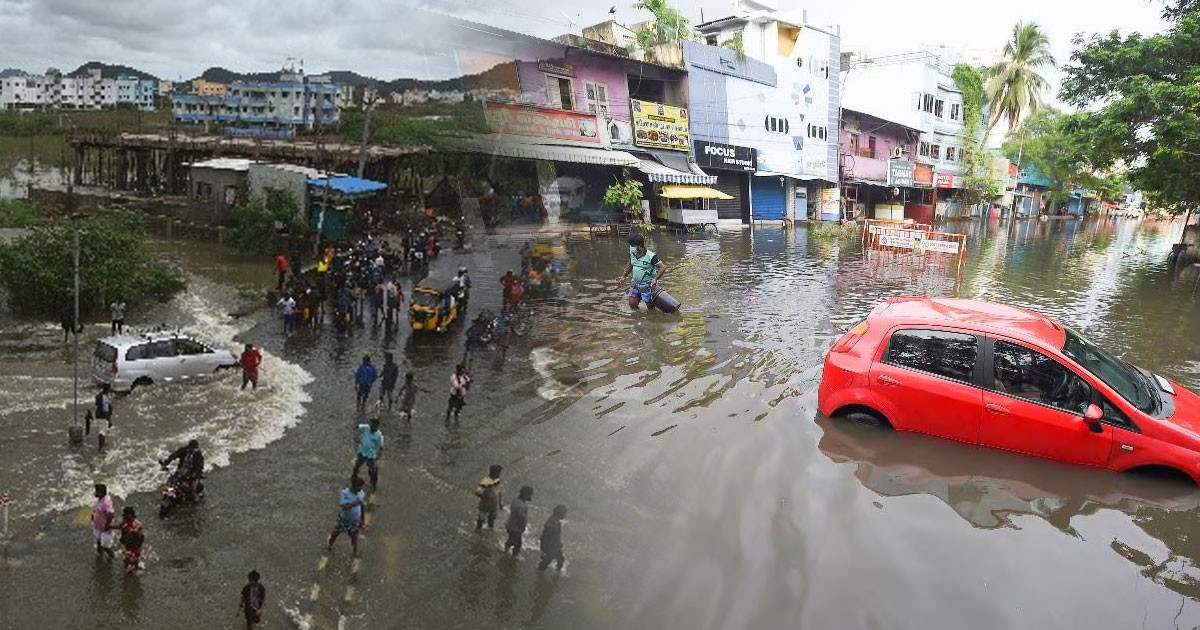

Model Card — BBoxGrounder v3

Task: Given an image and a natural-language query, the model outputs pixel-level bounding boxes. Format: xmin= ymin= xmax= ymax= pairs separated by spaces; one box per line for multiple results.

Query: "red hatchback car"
xmin=818 ymin=297 xmax=1200 ymax=483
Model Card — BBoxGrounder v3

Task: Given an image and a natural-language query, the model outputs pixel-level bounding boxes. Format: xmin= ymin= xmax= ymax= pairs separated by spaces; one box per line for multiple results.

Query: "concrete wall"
xmin=189 ymin=167 xmax=247 ymax=224
xmin=682 ymin=41 xmax=777 ymax=145
xmin=247 ymin=164 xmax=312 ymax=217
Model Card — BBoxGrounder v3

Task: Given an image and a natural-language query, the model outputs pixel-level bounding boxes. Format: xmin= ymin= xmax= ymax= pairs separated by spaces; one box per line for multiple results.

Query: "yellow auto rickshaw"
xmin=409 ymin=273 xmax=463 ymax=333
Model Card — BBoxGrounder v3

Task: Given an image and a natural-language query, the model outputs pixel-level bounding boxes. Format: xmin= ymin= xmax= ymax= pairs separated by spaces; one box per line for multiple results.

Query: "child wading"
xmin=116 ymin=506 xmax=145 ymax=575
xmin=397 ymin=372 xmax=431 ymax=422
xmin=475 ymin=464 xmax=503 ymax=530
xmin=237 ymin=570 xmax=267 ymax=629
xmin=328 ymin=476 xmax=367 ymax=557
xmin=379 ymin=353 xmax=400 ymax=411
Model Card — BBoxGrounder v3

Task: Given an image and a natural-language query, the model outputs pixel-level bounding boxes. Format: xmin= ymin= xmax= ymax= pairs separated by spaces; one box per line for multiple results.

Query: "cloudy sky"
xmin=0 ymin=0 xmax=1170 ymax=102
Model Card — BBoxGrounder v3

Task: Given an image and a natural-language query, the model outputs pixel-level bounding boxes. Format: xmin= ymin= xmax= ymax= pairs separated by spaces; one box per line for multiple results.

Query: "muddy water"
xmin=4 ymin=217 xmax=1200 ymax=629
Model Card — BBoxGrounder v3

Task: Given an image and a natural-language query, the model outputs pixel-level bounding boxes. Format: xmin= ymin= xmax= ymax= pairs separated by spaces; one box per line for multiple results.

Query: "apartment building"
xmin=172 ymin=71 xmax=343 ymax=137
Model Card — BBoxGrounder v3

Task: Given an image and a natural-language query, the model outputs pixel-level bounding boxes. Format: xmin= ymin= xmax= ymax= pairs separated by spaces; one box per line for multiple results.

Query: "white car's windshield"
xmin=1061 ymin=327 xmax=1158 ymax=414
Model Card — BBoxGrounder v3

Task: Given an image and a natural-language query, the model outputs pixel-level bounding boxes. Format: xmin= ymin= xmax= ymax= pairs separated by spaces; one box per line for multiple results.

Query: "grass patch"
xmin=808 ymin=222 xmax=858 ymax=240
xmin=0 ymin=199 xmax=46 ymax=227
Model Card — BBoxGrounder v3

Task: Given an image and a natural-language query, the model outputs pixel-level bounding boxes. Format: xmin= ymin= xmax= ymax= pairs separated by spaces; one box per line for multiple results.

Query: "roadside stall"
xmin=307 ymin=175 xmax=388 ymax=243
xmin=659 ymin=185 xmax=731 ymax=233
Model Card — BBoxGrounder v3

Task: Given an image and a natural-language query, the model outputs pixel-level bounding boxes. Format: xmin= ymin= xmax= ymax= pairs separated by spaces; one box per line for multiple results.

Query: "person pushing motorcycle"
xmin=619 ymin=233 xmax=666 ymax=310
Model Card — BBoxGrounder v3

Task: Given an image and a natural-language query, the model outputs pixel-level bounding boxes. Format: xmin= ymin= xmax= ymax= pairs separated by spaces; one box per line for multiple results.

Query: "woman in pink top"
xmin=92 ymin=483 xmax=115 ymax=558
xmin=445 ymin=364 xmax=472 ymax=423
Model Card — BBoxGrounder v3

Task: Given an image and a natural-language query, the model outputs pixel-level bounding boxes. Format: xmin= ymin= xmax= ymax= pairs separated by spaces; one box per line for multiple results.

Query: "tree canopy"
xmin=1061 ymin=5 xmax=1200 ymax=213
xmin=632 ymin=0 xmax=691 ymax=49
xmin=1002 ymin=108 xmax=1126 ymax=208
xmin=0 ymin=212 xmax=187 ymax=315
xmin=985 ymin=22 xmax=1056 ymax=134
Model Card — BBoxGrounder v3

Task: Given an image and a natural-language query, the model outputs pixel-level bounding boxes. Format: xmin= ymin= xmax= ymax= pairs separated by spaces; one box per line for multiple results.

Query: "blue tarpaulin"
xmin=307 ymin=176 xmax=388 ymax=196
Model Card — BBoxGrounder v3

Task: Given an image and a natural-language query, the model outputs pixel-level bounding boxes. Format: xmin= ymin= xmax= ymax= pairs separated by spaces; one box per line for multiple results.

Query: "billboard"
xmin=484 ymin=102 xmax=602 ymax=144
xmin=631 ymin=99 xmax=690 ymax=151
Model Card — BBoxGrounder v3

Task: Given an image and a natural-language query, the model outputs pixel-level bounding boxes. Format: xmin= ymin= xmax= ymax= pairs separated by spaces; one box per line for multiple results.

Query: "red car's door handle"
xmin=876 ymin=375 xmax=900 ymax=386
xmin=985 ymin=403 xmax=1009 ymax=415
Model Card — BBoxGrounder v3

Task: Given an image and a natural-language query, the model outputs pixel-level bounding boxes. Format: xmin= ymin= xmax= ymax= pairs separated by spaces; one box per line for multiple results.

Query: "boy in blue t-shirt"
xmin=328 ymin=476 xmax=367 ymax=557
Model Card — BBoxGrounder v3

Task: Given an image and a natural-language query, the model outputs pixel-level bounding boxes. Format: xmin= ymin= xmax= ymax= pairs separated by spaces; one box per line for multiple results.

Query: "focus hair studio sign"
xmin=694 ymin=141 xmax=757 ymax=172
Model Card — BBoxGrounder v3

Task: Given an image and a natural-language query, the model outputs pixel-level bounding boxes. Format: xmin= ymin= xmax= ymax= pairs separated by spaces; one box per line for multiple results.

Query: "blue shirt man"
xmin=354 ymin=355 xmax=378 ymax=412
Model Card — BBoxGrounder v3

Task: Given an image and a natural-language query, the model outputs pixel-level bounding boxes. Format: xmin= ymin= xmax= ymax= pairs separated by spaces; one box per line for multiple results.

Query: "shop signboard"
xmin=821 ymin=187 xmax=840 ymax=212
xmin=914 ymin=163 xmax=934 ymax=187
xmin=537 ymin=59 xmax=575 ymax=77
xmin=631 ymin=98 xmax=690 ymax=152
xmin=935 ymin=172 xmax=956 ymax=188
xmin=887 ymin=160 xmax=915 ymax=187
xmin=694 ymin=140 xmax=756 ymax=171
xmin=484 ymin=102 xmax=601 ymax=144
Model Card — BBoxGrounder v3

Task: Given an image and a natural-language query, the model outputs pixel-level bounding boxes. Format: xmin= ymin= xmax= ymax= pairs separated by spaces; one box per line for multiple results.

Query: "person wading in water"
xmin=618 ymin=232 xmax=666 ymax=310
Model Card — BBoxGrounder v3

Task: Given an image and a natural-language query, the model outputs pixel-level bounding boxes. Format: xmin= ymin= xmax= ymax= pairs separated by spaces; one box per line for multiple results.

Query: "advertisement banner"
xmin=914 ymin=163 xmax=934 ymax=187
xmin=934 ymin=172 xmax=956 ymax=188
xmin=821 ymin=187 xmax=840 ymax=212
xmin=888 ymin=160 xmax=915 ymax=187
xmin=694 ymin=140 xmax=756 ymax=171
xmin=632 ymin=98 xmax=690 ymax=152
xmin=484 ymin=102 xmax=602 ymax=144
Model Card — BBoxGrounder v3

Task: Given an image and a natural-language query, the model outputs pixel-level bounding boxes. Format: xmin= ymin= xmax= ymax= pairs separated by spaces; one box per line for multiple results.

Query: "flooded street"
xmin=5 ymin=217 xmax=1200 ymax=629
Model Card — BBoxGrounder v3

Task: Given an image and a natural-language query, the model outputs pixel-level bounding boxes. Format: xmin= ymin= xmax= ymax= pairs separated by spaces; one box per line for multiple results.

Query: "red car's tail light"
xmin=831 ymin=321 xmax=869 ymax=353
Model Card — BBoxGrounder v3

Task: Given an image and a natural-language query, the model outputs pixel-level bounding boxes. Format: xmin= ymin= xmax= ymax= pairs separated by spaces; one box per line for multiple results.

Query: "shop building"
xmin=695 ymin=0 xmax=842 ymax=222
xmin=440 ymin=15 xmax=712 ymax=224
xmin=837 ymin=108 xmax=930 ymax=222
xmin=842 ymin=49 xmax=969 ymax=219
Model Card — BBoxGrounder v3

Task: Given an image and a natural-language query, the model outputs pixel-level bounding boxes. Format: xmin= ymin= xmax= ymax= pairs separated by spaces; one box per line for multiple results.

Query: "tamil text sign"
xmin=888 ymin=160 xmax=915 ymax=187
xmin=632 ymin=99 xmax=689 ymax=152
xmin=484 ymin=102 xmax=601 ymax=144
xmin=914 ymin=163 xmax=934 ymax=187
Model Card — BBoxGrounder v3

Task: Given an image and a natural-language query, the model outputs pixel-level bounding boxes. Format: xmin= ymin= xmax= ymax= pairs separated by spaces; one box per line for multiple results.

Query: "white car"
xmin=92 ymin=332 xmax=239 ymax=392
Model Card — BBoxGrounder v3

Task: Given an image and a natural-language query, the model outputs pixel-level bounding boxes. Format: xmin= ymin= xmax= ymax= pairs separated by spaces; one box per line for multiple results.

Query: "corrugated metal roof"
xmin=190 ymin=157 xmax=254 ymax=171
xmin=307 ymin=176 xmax=388 ymax=195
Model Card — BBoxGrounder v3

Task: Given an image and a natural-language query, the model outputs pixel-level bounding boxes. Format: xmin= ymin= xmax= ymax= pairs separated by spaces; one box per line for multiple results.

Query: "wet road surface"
xmin=5 ymin=216 xmax=1200 ymax=629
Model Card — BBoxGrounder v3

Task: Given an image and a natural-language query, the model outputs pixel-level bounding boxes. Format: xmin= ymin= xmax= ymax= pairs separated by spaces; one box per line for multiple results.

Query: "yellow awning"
xmin=660 ymin=185 xmax=733 ymax=200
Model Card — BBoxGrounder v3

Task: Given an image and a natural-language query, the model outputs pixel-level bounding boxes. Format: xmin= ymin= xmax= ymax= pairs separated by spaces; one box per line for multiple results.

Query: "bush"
xmin=809 ymin=222 xmax=857 ymax=240
xmin=0 ymin=212 xmax=187 ymax=315
xmin=229 ymin=188 xmax=306 ymax=255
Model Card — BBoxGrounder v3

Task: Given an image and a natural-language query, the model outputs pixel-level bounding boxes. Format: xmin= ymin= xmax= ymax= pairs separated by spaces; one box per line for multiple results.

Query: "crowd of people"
xmin=79 ymin=216 xmax=595 ymax=628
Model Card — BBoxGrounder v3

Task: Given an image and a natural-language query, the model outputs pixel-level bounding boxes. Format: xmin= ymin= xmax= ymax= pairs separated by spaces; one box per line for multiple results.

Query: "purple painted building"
xmin=839 ymin=108 xmax=934 ymax=221
xmin=514 ymin=57 xmax=632 ymax=123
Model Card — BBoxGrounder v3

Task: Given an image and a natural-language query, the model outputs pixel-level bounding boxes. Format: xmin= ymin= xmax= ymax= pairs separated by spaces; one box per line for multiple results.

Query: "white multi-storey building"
xmin=115 ymin=75 xmax=157 ymax=111
xmin=0 ymin=67 xmax=157 ymax=111
xmin=842 ymin=49 xmax=968 ymax=214
xmin=695 ymin=0 xmax=841 ymax=221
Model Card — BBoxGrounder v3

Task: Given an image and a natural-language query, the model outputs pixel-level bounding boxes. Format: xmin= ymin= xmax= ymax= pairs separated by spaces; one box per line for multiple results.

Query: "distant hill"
xmin=70 ymin=61 xmax=159 ymax=82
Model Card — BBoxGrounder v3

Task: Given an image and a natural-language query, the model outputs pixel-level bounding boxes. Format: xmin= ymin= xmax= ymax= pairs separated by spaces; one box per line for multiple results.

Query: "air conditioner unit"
xmin=891 ymin=146 xmax=904 ymax=159
xmin=607 ymin=119 xmax=633 ymax=145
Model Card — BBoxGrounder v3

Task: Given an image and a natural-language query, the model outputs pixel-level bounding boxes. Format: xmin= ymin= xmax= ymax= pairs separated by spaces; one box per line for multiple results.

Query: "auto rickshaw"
xmin=409 ymin=272 xmax=463 ymax=333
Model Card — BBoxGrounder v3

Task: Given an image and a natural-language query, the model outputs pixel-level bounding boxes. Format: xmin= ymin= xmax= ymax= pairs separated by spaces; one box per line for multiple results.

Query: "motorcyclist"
xmin=160 ymin=439 xmax=205 ymax=502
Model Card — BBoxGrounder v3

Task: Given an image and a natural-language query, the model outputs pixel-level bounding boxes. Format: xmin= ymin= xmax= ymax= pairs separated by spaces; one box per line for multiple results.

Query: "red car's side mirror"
xmin=1082 ymin=403 xmax=1104 ymax=433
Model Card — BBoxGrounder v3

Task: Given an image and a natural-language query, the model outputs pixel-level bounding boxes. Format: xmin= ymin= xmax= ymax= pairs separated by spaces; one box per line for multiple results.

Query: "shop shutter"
xmin=714 ymin=172 xmax=746 ymax=221
xmin=751 ymin=177 xmax=786 ymax=221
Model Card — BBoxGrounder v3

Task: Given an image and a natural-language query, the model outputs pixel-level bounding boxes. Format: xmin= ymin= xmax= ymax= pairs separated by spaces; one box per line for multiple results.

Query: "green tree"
xmin=1061 ymin=6 xmax=1200 ymax=215
xmin=952 ymin=64 xmax=1000 ymax=210
xmin=229 ymin=188 xmax=307 ymax=254
xmin=0 ymin=212 xmax=187 ymax=315
xmin=721 ymin=32 xmax=746 ymax=61
xmin=633 ymin=0 xmax=691 ymax=49
xmin=1002 ymin=108 xmax=1112 ymax=209
xmin=984 ymin=22 xmax=1056 ymax=135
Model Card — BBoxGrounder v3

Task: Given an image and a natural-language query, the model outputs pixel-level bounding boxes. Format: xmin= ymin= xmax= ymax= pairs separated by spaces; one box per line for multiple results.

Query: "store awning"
xmin=635 ymin=158 xmax=717 ymax=184
xmin=443 ymin=135 xmax=639 ymax=167
xmin=660 ymin=185 xmax=733 ymax=200
xmin=306 ymin=176 xmax=388 ymax=195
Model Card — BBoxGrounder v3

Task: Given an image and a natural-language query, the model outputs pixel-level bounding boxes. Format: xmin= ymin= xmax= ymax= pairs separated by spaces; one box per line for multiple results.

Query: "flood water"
xmin=4 ymin=216 xmax=1200 ymax=629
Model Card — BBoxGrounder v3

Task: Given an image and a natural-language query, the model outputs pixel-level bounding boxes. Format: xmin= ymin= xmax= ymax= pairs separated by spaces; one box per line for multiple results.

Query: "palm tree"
xmin=984 ymin=22 xmax=1055 ymax=136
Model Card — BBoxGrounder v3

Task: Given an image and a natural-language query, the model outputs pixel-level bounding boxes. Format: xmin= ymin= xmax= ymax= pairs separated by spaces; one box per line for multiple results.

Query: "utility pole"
xmin=356 ymin=90 xmax=380 ymax=179
xmin=68 ymin=223 xmax=83 ymax=445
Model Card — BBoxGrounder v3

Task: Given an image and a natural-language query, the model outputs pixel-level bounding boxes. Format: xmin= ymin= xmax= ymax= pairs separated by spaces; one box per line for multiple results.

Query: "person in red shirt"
xmin=240 ymin=343 xmax=263 ymax=390
xmin=500 ymin=270 xmax=517 ymax=304
xmin=273 ymin=253 xmax=288 ymax=291
xmin=509 ymin=282 xmax=525 ymax=309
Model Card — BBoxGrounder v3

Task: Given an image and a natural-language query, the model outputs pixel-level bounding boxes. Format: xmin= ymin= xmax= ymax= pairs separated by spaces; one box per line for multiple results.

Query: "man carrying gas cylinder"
xmin=619 ymin=232 xmax=668 ymax=311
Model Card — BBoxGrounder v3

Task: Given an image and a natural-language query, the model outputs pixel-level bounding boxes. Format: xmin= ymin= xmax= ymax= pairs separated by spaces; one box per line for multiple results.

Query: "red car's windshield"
xmin=1061 ymin=327 xmax=1159 ymax=415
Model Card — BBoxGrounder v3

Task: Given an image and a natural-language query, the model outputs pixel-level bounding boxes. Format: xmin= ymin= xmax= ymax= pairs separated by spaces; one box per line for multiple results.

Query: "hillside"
xmin=70 ymin=61 xmax=159 ymax=81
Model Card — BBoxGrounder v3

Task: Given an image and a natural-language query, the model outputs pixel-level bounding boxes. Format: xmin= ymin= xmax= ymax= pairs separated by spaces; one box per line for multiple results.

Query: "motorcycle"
xmin=157 ymin=461 xmax=205 ymax=519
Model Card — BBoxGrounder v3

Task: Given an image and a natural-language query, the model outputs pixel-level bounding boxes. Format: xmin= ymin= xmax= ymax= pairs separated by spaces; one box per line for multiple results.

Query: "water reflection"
xmin=816 ymin=415 xmax=1200 ymax=598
